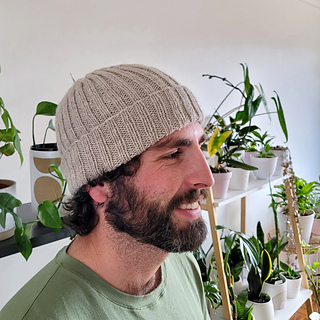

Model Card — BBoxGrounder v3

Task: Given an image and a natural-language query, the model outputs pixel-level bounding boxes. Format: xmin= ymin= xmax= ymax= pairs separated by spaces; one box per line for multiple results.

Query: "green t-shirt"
xmin=0 ymin=247 xmax=209 ymax=320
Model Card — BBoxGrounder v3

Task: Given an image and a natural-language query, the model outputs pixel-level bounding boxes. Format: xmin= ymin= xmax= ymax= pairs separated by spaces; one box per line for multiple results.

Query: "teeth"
xmin=179 ymin=202 xmax=198 ymax=210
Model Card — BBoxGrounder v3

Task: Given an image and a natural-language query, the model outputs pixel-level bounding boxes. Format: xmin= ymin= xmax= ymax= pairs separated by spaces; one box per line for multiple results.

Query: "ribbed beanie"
xmin=56 ymin=64 xmax=203 ymax=194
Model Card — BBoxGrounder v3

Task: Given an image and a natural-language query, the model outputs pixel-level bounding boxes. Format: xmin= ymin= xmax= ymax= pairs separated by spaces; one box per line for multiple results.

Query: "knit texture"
xmin=56 ymin=64 xmax=203 ymax=194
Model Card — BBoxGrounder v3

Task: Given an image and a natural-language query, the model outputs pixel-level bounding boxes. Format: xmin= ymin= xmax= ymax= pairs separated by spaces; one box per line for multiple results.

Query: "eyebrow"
xmin=154 ymin=134 xmax=205 ymax=149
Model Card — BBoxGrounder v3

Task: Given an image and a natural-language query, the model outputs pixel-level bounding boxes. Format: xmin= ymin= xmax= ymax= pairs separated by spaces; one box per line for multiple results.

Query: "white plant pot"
xmin=299 ymin=210 xmax=315 ymax=244
xmin=248 ymin=296 xmax=274 ymax=320
xmin=30 ymin=144 xmax=62 ymax=214
xmin=277 ymin=210 xmax=291 ymax=243
xmin=262 ymin=274 xmax=287 ymax=310
xmin=0 ymin=179 xmax=17 ymax=240
xmin=211 ymin=171 xmax=232 ymax=199
xmin=227 ymin=167 xmax=250 ymax=191
xmin=285 ymin=274 xmax=302 ymax=299
xmin=250 ymin=155 xmax=278 ymax=180
xmin=271 ymin=148 xmax=289 ymax=176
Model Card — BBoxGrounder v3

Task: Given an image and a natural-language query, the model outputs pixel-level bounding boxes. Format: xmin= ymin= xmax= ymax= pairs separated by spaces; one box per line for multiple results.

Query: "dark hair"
xmin=63 ymin=156 xmax=140 ymax=236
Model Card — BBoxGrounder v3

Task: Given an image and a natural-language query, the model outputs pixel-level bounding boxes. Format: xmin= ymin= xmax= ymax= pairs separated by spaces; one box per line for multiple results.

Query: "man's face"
xmin=105 ymin=122 xmax=214 ymax=252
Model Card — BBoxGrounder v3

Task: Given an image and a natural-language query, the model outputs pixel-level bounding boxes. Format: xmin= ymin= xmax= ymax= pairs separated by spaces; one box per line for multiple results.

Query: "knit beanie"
xmin=56 ymin=64 xmax=203 ymax=194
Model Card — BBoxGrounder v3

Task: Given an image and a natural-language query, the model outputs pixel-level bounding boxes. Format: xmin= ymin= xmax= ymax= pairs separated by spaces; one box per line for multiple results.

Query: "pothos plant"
xmin=203 ymin=63 xmax=288 ymax=173
xmin=0 ymin=97 xmax=65 ymax=260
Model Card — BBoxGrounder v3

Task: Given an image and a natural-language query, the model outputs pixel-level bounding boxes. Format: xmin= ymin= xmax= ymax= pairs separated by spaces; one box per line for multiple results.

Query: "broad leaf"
xmin=35 ymin=101 xmax=57 ymax=116
xmin=14 ymin=226 xmax=33 ymax=260
xmin=207 ymin=128 xmax=232 ymax=157
xmin=38 ymin=200 xmax=62 ymax=229
xmin=0 ymin=193 xmax=22 ymax=228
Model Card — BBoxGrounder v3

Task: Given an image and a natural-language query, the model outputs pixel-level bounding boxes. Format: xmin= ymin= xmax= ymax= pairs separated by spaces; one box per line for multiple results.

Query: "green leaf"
xmin=271 ymin=92 xmax=288 ymax=143
xmin=0 ymin=143 xmax=15 ymax=156
xmin=207 ymin=128 xmax=232 ymax=157
xmin=35 ymin=101 xmax=57 ymax=116
xmin=14 ymin=226 xmax=33 ymax=260
xmin=225 ymin=158 xmax=258 ymax=171
xmin=38 ymin=200 xmax=62 ymax=229
xmin=0 ymin=193 xmax=22 ymax=228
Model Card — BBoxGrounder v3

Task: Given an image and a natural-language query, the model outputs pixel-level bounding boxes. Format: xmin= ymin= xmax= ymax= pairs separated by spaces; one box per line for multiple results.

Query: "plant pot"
xmin=262 ymin=274 xmax=287 ymax=310
xmin=250 ymin=155 xmax=278 ymax=180
xmin=283 ymin=273 xmax=302 ymax=299
xmin=226 ymin=167 xmax=250 ymax=190
xmin=299 ymin=210 xmax=315 ymax=244
xmin=30 ymin=143 xmax=62 ymax=214
xmin=270 ymin=147 xmax=289 ymax=176
xmin=247 ymin=295 xmax=274 ymax=320
xmin=211 ymin=171 xmax=232 ymax=199
xmin=0 ymin=179 xmax=17 ymax=240
xmin=312 ymin=218 xmax=320 ymax=235
xmin=277 ymin=210 xmax=291 ymax=243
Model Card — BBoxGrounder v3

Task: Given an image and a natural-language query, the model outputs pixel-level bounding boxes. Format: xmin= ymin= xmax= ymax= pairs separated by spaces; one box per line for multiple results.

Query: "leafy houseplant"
xmin=203 ymin=63 xmax=288 ymax=174
xmin=194 ymin=227 xmax=260 ymax=319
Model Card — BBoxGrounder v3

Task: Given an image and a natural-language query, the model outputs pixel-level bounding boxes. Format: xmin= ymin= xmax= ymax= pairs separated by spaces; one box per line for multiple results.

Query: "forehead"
xmin=149 ymin=122 xmax=204 ymax=150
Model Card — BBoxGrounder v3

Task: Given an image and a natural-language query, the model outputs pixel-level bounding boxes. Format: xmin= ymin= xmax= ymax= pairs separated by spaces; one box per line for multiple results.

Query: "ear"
xmin=86 ymin=183 xmax=109 ymax=203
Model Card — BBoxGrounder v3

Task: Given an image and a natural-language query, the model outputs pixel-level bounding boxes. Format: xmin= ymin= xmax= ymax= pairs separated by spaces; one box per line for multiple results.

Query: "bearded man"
xmin=1 ymin=64 xmax=214 ymax=319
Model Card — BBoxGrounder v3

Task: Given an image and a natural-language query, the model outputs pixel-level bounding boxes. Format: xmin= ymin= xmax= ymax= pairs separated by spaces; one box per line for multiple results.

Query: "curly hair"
xmin=63 ymin=156 xmax=140 ymax=236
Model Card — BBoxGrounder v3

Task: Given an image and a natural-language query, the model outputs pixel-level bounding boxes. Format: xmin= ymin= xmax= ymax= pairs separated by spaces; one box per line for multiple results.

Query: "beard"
xmin=104 ymin=177 xmax=208 ymax=253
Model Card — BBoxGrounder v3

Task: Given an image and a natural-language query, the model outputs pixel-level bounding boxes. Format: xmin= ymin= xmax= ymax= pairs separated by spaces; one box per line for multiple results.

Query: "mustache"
xmin=168 ymin=188 xmax=209 ymax=211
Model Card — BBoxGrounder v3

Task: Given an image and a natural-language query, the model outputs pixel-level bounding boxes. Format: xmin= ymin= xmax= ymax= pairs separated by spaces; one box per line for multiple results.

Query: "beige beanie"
xmin=56 ymin=64 xmax=203 ymax=194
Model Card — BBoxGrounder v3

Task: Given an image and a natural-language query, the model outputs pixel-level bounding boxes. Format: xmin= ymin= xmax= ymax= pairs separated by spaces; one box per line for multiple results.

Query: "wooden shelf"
xmin=201 ymin=174 xmax=314 ymax=319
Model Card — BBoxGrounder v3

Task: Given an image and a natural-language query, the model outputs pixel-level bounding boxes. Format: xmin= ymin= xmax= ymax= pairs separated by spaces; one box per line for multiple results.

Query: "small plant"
xmin=247 ymin=248 xmax=272 ymax=302
xmin=32 ymin=101 xmax=57 ymax=147
xmin=247 ymin=130 xmax=275 ymax=158
xmin=280 ymin=261 xmax=302 ymax=280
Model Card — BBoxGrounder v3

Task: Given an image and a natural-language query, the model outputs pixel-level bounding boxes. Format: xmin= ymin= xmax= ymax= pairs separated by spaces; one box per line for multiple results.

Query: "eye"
xmin=164 ymin=150 xmax=182 ymax=159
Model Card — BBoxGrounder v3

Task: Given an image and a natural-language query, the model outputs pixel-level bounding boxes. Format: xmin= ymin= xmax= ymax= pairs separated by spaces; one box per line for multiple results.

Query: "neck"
xmin=67 ymin=221 xmax=168 ymax=295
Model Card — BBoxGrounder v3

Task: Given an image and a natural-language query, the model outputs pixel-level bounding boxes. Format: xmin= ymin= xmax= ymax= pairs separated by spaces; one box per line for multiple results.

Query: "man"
xmin=1 ymin=64 xmax=214 ymax=319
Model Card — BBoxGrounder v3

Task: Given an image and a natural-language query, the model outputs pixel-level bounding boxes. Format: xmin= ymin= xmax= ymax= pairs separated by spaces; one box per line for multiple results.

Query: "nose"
xmin=186 ymin=146 xmax=214 ymax=190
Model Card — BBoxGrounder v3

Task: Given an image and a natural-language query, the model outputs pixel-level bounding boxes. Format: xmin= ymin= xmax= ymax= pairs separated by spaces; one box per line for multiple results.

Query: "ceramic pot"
xmin=227 ymin=167 xmax=250 ymax=190
xmin=211 ymin=171 xmax=232 ymax=199
xmin=262 ymin=274 xmax=287 ymax=310
xmin=284 ymin=273 xmax=302 ymax=299
xmin=0 ymin=179 xmax=17 ymax=240
xmin=248 ymin=295 xmax=274 ymax=320
xmin=299 ymin=210 xmax=315 ymax=244
xmin=30 ymin=143 xmax=61 ymax=214
xmin=250 ymin=155 xmax=278 ymax=180
xmin=244 ymin=151 xmax=258 ymax=165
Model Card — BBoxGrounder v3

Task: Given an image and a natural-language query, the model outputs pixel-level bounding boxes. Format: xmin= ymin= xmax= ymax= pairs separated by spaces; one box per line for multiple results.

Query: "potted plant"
xmin=255 ymin=221 xmax=288 ymax=310
xmin=246 ymin=247 xmax=274 ymax=320
xmin=30 ymin=101 xmax=63 ymax=213
xmin=248 ymin=130 xmax=278 ymax=180
xmin=194 ymin=226 xmax=260 ymax=319
xmin=272 ymin=174 xmax=320 ymax=244
xmin=280 ymin=262 xmax=303 ymax=299
xmin=0 ymin=90 xmax=64 ymax=259
xmin=203 ymin=64 xmax=288 ymax=196
xmin=0 ymin=93 xmax=23 ymax=241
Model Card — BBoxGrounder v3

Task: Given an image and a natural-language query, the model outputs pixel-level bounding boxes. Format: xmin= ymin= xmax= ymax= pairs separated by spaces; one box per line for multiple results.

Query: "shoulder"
xmin=0 ymin=247 xmax=72 ymax=319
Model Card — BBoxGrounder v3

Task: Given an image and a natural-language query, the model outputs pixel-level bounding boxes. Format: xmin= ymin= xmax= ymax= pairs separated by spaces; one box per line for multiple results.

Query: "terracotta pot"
xmin=211 ymin=171 xmax=232 ymax=199
xmin=0 ymin=179 xmax=16 ymax=241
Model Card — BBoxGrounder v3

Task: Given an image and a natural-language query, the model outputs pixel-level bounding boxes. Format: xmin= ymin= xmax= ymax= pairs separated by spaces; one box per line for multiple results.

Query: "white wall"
xmin=0 ymin=0 xmax=319 ymax=308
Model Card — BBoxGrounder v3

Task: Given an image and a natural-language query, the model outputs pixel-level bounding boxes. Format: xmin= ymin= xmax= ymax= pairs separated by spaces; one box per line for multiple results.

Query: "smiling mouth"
xmin=178 ymin=202 xmax=199 ymax=210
